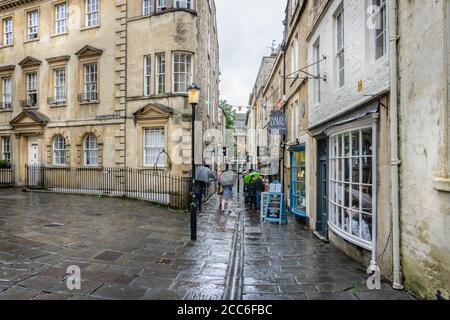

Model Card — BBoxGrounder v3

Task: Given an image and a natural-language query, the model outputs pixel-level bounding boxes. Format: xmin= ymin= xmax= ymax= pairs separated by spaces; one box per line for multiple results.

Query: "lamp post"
xmin=188 ymin=83 xmax=200 ymax=242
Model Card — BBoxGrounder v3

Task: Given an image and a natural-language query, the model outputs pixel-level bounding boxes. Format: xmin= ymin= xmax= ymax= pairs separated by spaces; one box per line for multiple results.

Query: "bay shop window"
xmin=328 ymin=125 xmax=376 ymax=250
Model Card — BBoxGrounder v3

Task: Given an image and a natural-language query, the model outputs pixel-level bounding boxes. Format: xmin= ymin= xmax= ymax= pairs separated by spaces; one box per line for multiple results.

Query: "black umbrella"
xmin=193 ymin=166 xmax=216 ymax=183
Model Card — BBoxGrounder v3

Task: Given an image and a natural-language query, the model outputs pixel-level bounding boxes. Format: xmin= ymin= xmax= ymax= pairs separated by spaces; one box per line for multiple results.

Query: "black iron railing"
xmin=20 ymin=99 xmax=38 ymax=109
xmin=78 ymin=92 xmax=98 ymax=103
xmin=25 ymin=165 xmax=190 ymax=210
xmin=0 ymin=101 xmax=12 ymax=110
xmin=48 ymin=97 xmax=66 ymax=105
xmin=0 ymin=164 xmax=14 ymax=186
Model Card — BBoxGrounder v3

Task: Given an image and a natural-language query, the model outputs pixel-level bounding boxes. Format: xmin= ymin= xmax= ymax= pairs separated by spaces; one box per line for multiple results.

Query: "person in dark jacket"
xmin=255 ymin=177 xmax=265 ymax=210
xmin=247 ymin=177 xmax=257 ymax=210
xmin=193 ymin=180 xmax=206 ymax=212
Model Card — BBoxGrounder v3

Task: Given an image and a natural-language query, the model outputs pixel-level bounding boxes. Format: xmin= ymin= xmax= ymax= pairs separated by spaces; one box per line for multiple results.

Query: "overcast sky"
xmin=216 ymin=0 xmax=286 ymax=110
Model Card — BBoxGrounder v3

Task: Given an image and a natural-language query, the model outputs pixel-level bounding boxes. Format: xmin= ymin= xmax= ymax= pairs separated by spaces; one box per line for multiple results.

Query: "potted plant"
xmin=0 ymin=160 xmax=11 ymax=169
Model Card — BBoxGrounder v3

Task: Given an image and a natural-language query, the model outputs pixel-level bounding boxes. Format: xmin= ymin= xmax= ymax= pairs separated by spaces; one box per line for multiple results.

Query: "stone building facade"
xmin=0 ymin=0 xmax=219 ymax=184
xmin=397 ymin=0 xmax=450 ymax=299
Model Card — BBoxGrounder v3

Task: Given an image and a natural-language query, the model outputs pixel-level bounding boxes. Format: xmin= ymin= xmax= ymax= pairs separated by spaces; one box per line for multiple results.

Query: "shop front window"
xmin=329 ymin=128 xmax=374 ymax=249
xmin=290 ymin=146 xmax=307 ymax=216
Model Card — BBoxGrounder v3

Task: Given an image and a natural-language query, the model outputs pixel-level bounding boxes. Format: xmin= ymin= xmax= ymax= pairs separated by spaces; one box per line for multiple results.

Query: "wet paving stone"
xmin=93 ymin=250 xmax=124 ymax=262
xmin=91 ymin=283 xmax=148 ymax=300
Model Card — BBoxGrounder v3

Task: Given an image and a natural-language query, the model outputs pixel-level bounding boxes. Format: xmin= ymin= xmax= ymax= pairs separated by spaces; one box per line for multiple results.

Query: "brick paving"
xmin=0 ymin=188 xmax=414 ymax=300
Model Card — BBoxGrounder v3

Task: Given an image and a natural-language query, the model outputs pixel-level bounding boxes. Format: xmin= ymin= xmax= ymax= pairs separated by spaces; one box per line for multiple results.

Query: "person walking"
xmin=221 ymin=184 xmax=233 ymax=213
xmin=247 ymin=177 xmax=257 ymax=210
xmin=255 ymin=176 xmax=265 ymax=210
xmin=193 ymin=180 xmax=206 ymax=212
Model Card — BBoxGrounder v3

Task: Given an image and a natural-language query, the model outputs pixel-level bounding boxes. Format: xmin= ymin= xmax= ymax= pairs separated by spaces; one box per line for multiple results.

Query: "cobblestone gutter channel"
xmin=222 ymin=203 xmax=244 ymax=300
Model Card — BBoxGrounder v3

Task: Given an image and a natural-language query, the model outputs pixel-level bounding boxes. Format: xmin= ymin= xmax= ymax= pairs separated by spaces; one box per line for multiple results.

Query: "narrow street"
xmin=0 ymin=188 xmax=413 ymax=300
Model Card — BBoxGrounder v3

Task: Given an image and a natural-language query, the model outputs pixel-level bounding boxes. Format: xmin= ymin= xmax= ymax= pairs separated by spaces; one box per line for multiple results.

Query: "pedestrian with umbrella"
xmin=191 ymin=166 xmax=216 ymax=212
xmin=219 ymin=169 xmax=237 ymax=213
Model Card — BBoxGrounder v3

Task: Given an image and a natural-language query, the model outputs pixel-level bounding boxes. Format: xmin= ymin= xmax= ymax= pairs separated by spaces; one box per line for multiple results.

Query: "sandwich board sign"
xmin=260 ymin=192 xmax=269 ymax=220
xmin=264 ymin=192 xmax=286 ymax=225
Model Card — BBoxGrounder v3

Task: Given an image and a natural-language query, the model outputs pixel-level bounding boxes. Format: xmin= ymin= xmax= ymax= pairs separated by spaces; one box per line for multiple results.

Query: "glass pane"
xmin=351 ymin=131 xmax=359 ymax=156
xmin=344 ymin=133 xmax=351 ymax=156
xmin=350 ymin=211 xmax=360 ymax=237
xmin=344 ymin=158 xmax=350 ymax=182
xmin=351 ymin=185 xmax=361 ymax=211
xmin=344 ymin=184 xmax=350 ymax=208
xmin=338 ymin=135 xmax=343 ymax=157
xmin=362 ymin=157 xmax=372 ymax=185
xmin=361 ymin=214 xmax=373 ymax=242
xmin=362 ymin=128 xmax=372 ymax=156
xmin=361 ymin=186 xmax=373 ymax=213
xmin=352 ymin=158 xmax=360 ymax=183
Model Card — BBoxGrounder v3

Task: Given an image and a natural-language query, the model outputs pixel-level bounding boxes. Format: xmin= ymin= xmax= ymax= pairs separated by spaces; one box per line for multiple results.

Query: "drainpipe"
xmin=388 ymin=0 xmax=404 ymax=290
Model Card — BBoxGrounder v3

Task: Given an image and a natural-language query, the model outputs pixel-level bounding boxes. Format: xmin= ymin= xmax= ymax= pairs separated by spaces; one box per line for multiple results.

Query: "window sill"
xmin=79 ymin=101 xmax=100 ymax=106
xmin=81 ymin=25 xmax=100 ymax=32
xmin=0 ymin=108 xmax=13 ymax=113
xmin=24 ymin=38 xmax=40 ymax=44
xmin=0 ymin=44 xmax=13 ymax=49
xmin=49 ymin=104 xmax=67 ymax=108
xmin=433 ymin=177 xmax=450 ymax=193
xmin=50 ymin=32 xmax=68 ymax=38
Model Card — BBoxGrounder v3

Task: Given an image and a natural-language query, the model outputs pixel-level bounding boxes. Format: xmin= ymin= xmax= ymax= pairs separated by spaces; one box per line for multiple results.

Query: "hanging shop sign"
xmin=268 ymin=110 xmax=287 ymax=135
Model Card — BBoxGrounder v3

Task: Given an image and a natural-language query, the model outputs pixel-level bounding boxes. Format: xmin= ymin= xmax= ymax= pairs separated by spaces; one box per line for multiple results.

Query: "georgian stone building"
xmin=0 ymin=0 xmax=219 ymax=184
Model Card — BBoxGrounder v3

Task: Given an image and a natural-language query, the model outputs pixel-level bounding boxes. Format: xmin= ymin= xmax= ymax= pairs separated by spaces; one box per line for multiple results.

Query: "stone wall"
xmin=398 ymin=0 xmax=450 ymax=300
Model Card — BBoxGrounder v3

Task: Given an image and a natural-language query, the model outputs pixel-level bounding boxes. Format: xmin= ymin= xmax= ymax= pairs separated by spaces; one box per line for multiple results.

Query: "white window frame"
xmin=54 ymin=68 xmax=66 ymax=104
xmin=55 ymin=3 xmax=67 ymax=34
xmin=144 ymin=55 xmax=151 ymax=96
xmin=156 ymin=0 xmax=167 ymax=12
xmin=142 ymin=0 xmax=153 ymax=15
xmin=84 ymin=134 xmax=98 ymax=166
xmin=26 ymin=72 xmax=38 ymax=106
xmin=84 ymin=63 xmax=97 ymax=100
xmin=172 ymin=52 xmax=193 ymax=94
xmin=3 ymin=17 xmax=13 ymax=46
xmin=335 ymin=7 xmax=345 ymax=87
xmin=2 ymin=77 xmax=12 ymax=109
xmin=143 ymin=127 xmax=166 ymax=167
xmin=369 ymin=0 xmax=387 ymax=61
xmin=53 ymin=135 xmax=66 ymax=166
xmin=1 ymin=136 xmax=11 ymax=163
xmin=313 ymin=39 xmax=321 ymax=105
xmin=85 ymin=0 xmax=99 ymax=27
xmin=175 ymin=0 xmax=193 ymax=10
xmin=291 ymin=35 xmax=299 ymax=75
xmin=27 ymin=10 xmax=38 ymax=40
xmin=156 ymin=53 xmax=166 ymax=95
xmin=327 ymin=119 xmax=377 ymax=251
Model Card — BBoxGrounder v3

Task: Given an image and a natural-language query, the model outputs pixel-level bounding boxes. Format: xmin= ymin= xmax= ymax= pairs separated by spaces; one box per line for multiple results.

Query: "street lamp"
xmin=188 ymin=83 xmax=200 ymax=242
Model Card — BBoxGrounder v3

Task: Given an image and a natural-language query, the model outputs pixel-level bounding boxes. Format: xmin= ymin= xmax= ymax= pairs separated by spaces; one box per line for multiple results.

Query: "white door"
xmin=28 ymin=137 xmax=40 ymax=186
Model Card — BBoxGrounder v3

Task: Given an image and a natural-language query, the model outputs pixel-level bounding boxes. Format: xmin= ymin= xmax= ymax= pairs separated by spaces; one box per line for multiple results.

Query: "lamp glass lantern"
xmin=188 ymin=83 xmax=200 ymax=105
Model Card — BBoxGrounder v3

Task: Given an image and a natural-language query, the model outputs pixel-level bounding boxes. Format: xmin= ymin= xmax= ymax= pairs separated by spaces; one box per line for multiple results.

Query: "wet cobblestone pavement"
xmin=0 ymin=188 xmax=414 ymax=300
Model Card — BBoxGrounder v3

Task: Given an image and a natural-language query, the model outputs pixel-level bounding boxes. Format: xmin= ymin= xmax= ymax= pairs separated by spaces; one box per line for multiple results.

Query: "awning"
xmin=308 ymin=101 xmax=380 ymax=137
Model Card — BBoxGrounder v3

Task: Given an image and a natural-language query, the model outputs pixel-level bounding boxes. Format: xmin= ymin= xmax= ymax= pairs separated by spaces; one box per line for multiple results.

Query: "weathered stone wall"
xmin=398 ymin=0 xmax=450 ymax=300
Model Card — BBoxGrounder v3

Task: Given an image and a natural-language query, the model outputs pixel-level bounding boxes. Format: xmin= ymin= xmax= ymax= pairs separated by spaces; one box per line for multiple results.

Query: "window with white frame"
xmin=313 ymin=40 xmax=321 ymax=104
xmin=86 ymin=0 xmax=99 ymax=27
xmin=175 ymin=0 xmax=193 ymax=10
xmin=335 ymin=7 xmax=344 ymax=87
xmin=156 ymin=0 xmax=167 ymax=11
xmin=291 ymin=35 xmax=299 ymax=74
xmin=143 ymin=128 xmax=166 ymax=167
xmin=3 ymin=18 xmax=13 ymax=45
xmin=26 ymin=72 xmax=37 ymax=106
xmin=144 ymin=55 xmax=151 ymax=96
xmin=27 ymin=10 xmax=38 ymax=40
xmin=142 ymin=0 xmax=152 ymax=15
xmin=54 ymin=69 xmax=66 ymax=103
xmin=2 ymin=77 xmax=12 ymax=108
xmin=173 ymin=52 xmax=193 ymax=93
xmin=53 ymin=135 xmax=66 ymax=166
xmin=84 ymin=134 xmax=98 ymax=166
xmin=1 ymin=136 xmax=11 ymax=163
xmin=84 ymin=63 xmax=97 ymax=100
xmin=329 ymin=128 xmax=374 ymax=249
xmin=369 ymin=0 xmax=387 ymax=61
xmin=156 ymin=53 xmax=166 ymax=94
xmin=55 ymin=3 xmax=67 ymax=34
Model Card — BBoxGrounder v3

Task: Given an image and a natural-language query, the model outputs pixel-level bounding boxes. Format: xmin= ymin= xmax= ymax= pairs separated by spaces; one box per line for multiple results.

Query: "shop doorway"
xmin=316 ymin=137 xmax=329 ymax=238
